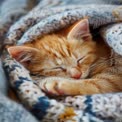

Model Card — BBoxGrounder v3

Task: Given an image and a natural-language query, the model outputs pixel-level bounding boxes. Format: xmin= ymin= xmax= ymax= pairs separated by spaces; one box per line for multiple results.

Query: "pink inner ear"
xmin=8 ymin=46 xmax=33 ymax=62
xmin=67 ymin=19 xmax=90 ymax=40
xmin=8 ymin=46 xmax=32 ymax=67
xmin=77 ymin=19 xmax=89 ymax=34
xmin=8 ymin=46 xmax=23 ymax=59
xmin=8 ymin=46 xmax=41 ymax=62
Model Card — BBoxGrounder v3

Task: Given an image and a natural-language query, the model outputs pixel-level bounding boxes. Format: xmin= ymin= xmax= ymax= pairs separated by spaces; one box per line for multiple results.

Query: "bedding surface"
xmin=0 ymin=0 xmax=122 ymax=122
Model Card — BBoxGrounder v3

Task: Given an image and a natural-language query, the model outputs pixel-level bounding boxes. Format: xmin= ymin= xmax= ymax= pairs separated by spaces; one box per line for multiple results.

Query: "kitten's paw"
xmin=39 ymin=78 xmax=68 ymax=96
xmin=39 ymin=77 xmax=72 ymax=96
xmin=40 ymin=77 xmax=79 ymax=96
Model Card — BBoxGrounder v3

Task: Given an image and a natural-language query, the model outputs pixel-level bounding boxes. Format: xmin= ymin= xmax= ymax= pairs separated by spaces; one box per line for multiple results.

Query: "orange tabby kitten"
xmin=8 ymin=19 xmax=122 ymax=96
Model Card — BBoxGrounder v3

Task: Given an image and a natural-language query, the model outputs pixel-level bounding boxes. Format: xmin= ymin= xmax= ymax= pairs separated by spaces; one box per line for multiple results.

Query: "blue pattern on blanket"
xmin=14 ymin=76 xmax=33 ymax=89
xmin=0 ymin=0 xmax=122 ymax=122
xmin=84 ymin=96 xmax=96 ymax=117
xmin=31 ymin=97 xmax=50 ymax=120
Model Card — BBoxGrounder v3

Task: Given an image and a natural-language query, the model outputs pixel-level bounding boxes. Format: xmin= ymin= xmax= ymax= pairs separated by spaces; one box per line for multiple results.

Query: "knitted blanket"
xmin=0 ymin=0 xmax=122 ymax=122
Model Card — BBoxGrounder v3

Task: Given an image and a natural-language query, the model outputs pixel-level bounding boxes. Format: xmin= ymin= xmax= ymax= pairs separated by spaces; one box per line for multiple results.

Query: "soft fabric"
xmin=0 ymin=59 xmax=7 ymax=95
xmin=0 ymin=92 xmax=39 ymax=122
xmin=0 ymin=0 xmax=122 ymax=122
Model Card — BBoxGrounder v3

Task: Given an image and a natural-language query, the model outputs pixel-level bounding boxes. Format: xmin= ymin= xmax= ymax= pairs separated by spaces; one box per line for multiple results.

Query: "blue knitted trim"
xmin=84 ymin=96 xmax=97 ymax=117
xmin=31 ymin=96 xmax=50 ymax=120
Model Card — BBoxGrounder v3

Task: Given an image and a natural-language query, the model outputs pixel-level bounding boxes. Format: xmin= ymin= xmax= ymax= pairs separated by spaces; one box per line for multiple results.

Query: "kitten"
xmin=8 ymin=19 xmax=122 ymax=96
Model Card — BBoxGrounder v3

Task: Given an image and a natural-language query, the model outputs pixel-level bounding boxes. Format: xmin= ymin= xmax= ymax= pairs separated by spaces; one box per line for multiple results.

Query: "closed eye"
xmin=52 ymin=67 xmax=66 ymax=71
xmin=77 ymin=56 xmax=85 ymax=64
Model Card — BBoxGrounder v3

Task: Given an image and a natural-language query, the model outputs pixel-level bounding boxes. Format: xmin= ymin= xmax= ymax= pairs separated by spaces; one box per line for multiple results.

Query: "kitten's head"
xmin=8 ymin=19 xmax=97 ymax=79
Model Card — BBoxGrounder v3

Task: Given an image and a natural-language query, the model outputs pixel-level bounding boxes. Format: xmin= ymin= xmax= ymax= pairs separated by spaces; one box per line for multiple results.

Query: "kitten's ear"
xmin=8 ymin=46 xmax=40 ymax=63
xmin=67 ymin=19 xmax=91 ymax=41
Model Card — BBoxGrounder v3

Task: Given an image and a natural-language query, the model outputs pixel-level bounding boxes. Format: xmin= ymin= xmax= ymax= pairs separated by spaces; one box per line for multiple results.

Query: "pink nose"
xmin=68 ymin=67 xmax=82 ymax=79
xmin=71 ymin=73 xmax=81 ymax=79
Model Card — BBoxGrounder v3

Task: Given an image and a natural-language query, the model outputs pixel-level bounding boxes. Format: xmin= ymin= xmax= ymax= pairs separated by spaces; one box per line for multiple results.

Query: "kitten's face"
xmin=8 ymin=19 xmax=97 ymax=79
